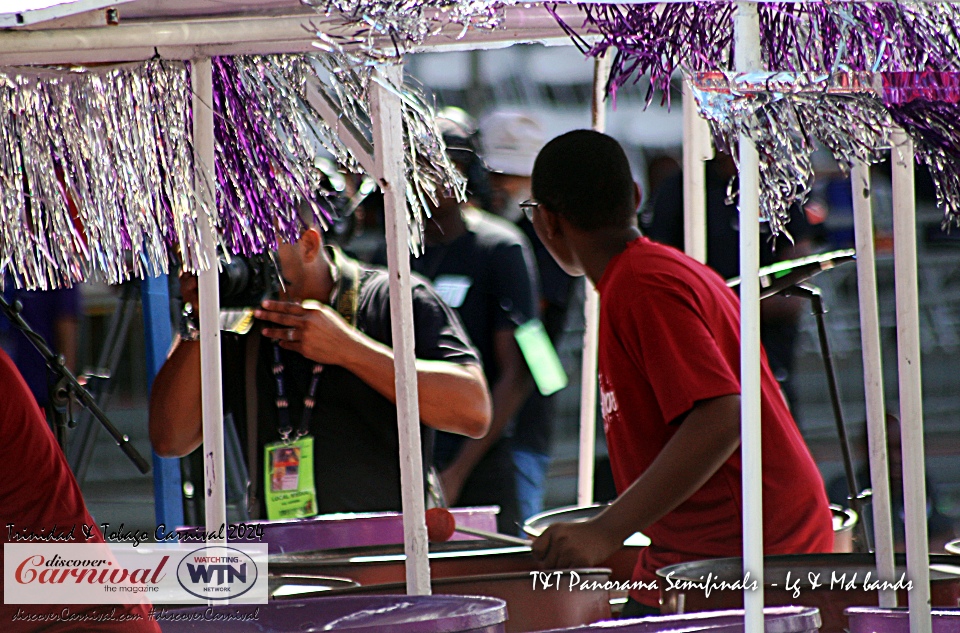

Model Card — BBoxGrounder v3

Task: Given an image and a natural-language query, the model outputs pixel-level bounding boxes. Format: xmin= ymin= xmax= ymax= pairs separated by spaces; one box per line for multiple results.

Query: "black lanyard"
xmin=272 ymin=344 xmax=323 ymax=443
xmin=270 ymin=246 xmax=359 ymax=443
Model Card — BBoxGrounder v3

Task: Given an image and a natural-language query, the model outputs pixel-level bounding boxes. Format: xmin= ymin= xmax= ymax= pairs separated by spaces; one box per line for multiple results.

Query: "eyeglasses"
xmin=519 ymin=199 xmax=540 ymax=222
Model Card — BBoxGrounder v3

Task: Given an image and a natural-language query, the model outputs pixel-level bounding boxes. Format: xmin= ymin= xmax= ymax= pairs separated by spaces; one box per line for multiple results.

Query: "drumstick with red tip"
xmin=425 ymin=507 xmax=530 ymax=546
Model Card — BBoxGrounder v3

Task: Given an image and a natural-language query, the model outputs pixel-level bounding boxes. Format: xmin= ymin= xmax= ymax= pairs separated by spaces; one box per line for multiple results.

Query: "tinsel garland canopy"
xmin=0 ymin=52 xmax=464 ymax=290
xmin=3 ymin=0 xmax=960 ymax=289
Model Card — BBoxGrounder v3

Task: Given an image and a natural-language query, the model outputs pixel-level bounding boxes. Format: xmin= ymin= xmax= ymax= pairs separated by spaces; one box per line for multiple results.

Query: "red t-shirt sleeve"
xmin=618 ymin=275 xmax=741 ymax=425
xmin=1 ymin=350 xmax=160 ymax=632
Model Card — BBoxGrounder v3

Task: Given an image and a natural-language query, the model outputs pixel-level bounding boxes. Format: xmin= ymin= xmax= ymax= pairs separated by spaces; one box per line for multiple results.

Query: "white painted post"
xmin=192 ymin=56 xmax=227 ymax=546
xmin=851 ymin=160 xmax=897 ymax=607
xmin=577 ymin=295 xmax=599 ymax=509
xmin=577 ymin=47 xmax=612 ymax=508
xmin=370 ymin=63 xmax=431 ymax=596
xmin=682 ymin=80 xmax=710 ymax=264
xmin=734 ymin=4 xmax=763 ymax=632
xmin=890 ymin=129 xmax=932 ymax=633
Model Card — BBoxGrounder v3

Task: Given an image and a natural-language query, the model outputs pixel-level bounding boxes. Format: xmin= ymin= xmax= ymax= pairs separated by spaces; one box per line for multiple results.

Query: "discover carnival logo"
xmin=176 ymin=546 xmax=259 ymax=600
xmin=4 ymin=542 xmax=267 ymax=604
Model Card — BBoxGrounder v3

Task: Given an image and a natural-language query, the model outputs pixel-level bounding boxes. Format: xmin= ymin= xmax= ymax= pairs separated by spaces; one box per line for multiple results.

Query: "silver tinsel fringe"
xmin=691 ymin=72 xmax=892 ymax=235
xmin=1 ymin=51 xmax=462 ymax=289
xmin=305 ymin=0 xmax=508 ymax=60
xmin=0 ymin=61 xmax=210 ymax=291
xmin=308 ymin=37 xmax=465 ymax=254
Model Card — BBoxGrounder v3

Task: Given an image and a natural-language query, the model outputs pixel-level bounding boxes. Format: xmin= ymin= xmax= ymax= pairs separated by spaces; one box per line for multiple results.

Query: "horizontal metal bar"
xmin=0 ymin=4 xmax=580 ymax=65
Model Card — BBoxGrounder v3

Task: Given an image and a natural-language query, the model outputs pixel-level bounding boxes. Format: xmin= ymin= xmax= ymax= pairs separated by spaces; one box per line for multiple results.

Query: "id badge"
xmin=514 ymin=318 xmax=568 ymax=396
xmin=264 ymin=436 xmax=317 ymax=520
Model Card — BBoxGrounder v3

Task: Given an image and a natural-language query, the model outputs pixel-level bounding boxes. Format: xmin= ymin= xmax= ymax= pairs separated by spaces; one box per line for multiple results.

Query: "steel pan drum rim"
xmin=845 ymin=606 xmax=960 ymax=617
xmin=523 ymin=505 xmax=651 ymax=547
xmin=181 ymin=507 xmax=502 ymax=528
xmin=274 ymin=568 xmax=614 ymax=601
xmin=268 ymin=574 xmax=361 ymax=590
xmin=244 ymin=594 xmax=510 ymax=630
xmin=828 ymin=504 xmax=858 ymax=531
xmin=522 ymin=504 xmax=607 ymax=538
xmin=656 ymin=553 xmax=960 ymax=584
xmin=946 ymin=539 xmax=960 ymax=555
xmin=270 ymin=540 xmax=531 ymax=567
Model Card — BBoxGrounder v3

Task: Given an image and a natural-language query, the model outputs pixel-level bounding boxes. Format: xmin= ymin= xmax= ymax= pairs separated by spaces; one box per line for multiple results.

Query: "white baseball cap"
xmin=479 ymin=111 xmax=546 ymax=178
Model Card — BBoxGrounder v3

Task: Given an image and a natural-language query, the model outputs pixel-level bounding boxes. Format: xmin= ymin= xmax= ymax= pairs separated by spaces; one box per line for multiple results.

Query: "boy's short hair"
xmin=531 ymin=130 xmax=637 ymax=231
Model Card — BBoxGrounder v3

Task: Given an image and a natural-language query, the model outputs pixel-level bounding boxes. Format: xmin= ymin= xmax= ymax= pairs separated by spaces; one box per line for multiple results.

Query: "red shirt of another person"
xmin=596 ymin=237 xmax=833 ymax=607
xmin=0 ymin=349 xmax=160 ymax=632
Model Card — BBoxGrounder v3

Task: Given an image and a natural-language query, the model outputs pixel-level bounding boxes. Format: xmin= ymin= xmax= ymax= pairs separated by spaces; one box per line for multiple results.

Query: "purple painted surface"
xmin=159 ymin=594 xmax=507 ymax=632
xmin=177 ymin=507 xmax=499 ymax=555
xmin=532 ymin=606 xmax=821 ymax=633
xmin=846 ymin=607 xmax=960 ymax=633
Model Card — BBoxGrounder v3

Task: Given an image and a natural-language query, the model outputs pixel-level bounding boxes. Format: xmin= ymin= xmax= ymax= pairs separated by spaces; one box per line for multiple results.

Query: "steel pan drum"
xmin=268 ymin=574 xmax=359 ymax=598
xmin=523 ymin=505 xmax=651 ymax=582
xmin=531 ymin=606 xmax=821 ymax=633
xmin=658 ymin=554 xmax=960 ymax=633
xmin=846 ymin=607 xmax=960 ymax=633
xmin=829 ymin=505 xmax=857 ymax=554
xmin=946 ymin=539 xmax=960 ymax=555
xmin=270 ymin=539 xmax=540 ymax=586
xmin=284 ymin=569 xmax=613 ymax=633
xmin=524 ymin=505 xmax=858 ymax=571
xmin=176 ymin=507 xmax=499 ymax=555
xmin=159 ymin=594 xmax=508 ymax=632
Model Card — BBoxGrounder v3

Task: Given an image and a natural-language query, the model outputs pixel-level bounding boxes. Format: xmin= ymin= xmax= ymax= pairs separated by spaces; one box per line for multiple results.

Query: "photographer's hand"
xmin=255 ymin=299 xmax=491 ymax=438
xmin=256 ymin=300 xmax=358 ymax=367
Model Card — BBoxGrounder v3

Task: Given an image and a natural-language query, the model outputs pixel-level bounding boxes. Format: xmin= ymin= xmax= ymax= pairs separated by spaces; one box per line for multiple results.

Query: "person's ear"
xmin=632 ymin=181 xmax=643 ymax=212
xmin=540 ymin=206 xmax=564 ymax=240
xmin=300 ymin=227 xmax=322 ymax=263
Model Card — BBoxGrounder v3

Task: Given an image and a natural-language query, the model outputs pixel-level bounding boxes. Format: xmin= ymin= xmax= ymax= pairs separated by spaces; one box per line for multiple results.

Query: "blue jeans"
xmin=512 ymin=448 xmax=550 ymax=536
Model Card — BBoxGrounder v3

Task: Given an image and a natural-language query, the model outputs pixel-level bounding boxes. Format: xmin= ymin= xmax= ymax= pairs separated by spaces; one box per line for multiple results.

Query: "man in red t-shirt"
xmin=527 ymin=130 xmax=833 ymax=614
xmin=0 ymin=349 xmax=159 ymax=632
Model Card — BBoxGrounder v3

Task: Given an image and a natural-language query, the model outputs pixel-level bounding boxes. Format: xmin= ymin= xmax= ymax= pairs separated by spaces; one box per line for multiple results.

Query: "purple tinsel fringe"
xmin=884 ymin=77 xmax=960 ymax=227
xmin=549 ymin=2 xmax=960 ymax=107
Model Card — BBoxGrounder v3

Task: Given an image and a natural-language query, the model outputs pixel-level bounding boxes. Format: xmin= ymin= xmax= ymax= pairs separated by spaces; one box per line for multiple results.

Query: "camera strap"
xmin=329 ymin=245 xmax=360 ymax=329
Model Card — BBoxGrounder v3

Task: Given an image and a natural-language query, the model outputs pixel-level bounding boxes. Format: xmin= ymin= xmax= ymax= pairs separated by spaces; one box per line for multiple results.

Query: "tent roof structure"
xmin=0 ymin=0 xmax=581 ymax=65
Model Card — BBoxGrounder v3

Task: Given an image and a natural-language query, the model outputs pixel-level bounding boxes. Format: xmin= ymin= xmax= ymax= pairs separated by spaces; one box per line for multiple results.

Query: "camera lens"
xmin=216 ymin=254 xmax=280 ymax=308
xmin=219 ymin=257 xmax=252 ymax=303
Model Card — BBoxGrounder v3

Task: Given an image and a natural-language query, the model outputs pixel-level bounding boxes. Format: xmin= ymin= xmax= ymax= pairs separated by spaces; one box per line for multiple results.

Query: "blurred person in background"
xmin=406 ymin=110 xmax=540 ymax=534
xmin=479 ymin=110 xmax=575 ymax=529
xmin=1 ymin=282 xmax=81 ymax=417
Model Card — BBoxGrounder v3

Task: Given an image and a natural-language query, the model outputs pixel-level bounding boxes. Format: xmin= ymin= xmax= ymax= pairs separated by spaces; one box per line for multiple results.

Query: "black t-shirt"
xmin=410 ymin=209 xmax=538 ymax=466
xmin=222 ymin=263 xmax=480 ymax=515
xmin=512 ymin=217 xmax=575 ymax=455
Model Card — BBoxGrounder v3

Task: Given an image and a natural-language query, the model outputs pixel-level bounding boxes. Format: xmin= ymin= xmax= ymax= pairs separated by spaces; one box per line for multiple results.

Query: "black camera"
xmin=218 ymin=253 xmax=280 ymax=308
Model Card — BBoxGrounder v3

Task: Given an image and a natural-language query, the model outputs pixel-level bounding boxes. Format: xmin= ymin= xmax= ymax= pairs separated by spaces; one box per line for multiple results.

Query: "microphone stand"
xmin=784 ymin=282 xmax=869 ymax=551
xmin=0 ymin=295 xmax=151 ymax=474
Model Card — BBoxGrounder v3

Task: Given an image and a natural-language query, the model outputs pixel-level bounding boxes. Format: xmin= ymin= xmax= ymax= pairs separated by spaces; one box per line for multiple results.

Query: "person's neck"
xmin=577 ymin=226 xmax=642 ymax=287
xmin=305 ymin=253 xmax=337 ymax=304
xmin=425 ymin=205 xmax=468 ymax=246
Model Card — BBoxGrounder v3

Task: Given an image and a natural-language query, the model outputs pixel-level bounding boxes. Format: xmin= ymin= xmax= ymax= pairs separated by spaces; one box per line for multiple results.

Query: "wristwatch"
xmin=179 ymin=303 xmax=200 ymax=342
